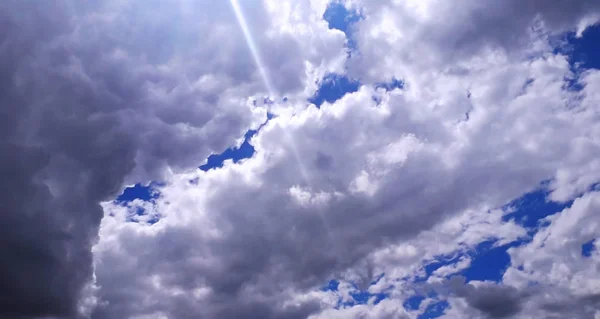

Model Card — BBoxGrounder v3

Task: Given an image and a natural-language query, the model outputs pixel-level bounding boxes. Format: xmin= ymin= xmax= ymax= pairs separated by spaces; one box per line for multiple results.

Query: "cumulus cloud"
xmin=498 ymin=191 xmax=600 ymax=318
xmin=3 ymin=0 xmax=600 ymax=319
xmin=308 ymin=299 xmax=411 ymax=319
xmin=348 ymin=0 xmax=600 ymax=82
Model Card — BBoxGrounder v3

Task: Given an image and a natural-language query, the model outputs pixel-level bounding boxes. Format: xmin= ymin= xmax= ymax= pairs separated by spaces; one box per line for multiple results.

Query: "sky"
xmin=2 ymin=1 xmax=600 ymax=319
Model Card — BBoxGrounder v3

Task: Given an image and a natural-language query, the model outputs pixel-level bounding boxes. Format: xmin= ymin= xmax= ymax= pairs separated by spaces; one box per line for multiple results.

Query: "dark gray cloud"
xmin=540 ymin=293 xmax=600 ymax=318
xmin=447 ymin=276 xmax=528 ymax=318
xmin=446 ymin=281 xmax=600 ymax=319
xmin=0 ymin=3 xmax=103 ymax=317
xmin=0 ymin=1 xmax=269 ymax=317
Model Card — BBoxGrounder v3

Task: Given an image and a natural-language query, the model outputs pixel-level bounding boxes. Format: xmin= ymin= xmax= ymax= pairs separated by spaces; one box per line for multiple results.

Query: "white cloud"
xmin=348 ymin=0 xmax=600 ymax=83
xmin=308 ymin=299 xmax=411 ymax=319
xmin=497 ymin=191 xmax=600 ymax=317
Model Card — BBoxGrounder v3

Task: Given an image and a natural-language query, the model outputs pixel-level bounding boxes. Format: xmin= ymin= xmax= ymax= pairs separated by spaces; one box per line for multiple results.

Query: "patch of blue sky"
xmin=116 ymin=183 xmax=159 ymax=203
xmin=323 ymin=1 xmax=362 ymax=52
xmin=402 ymin=289 xmax=449 ymax=318
xmin=417 ymin=242 xmax=509 ymax=284
xmin=418 ymin=300 xmax=449 ymax=319
xmin=375 ymin=78 xmax=404 ymax=92
xmin=308 ymin=73 xmax=360 ymax=107
xmin=553 ymin=23 xmax=600 ymax=91
xmin=345 ymin=289 xmax=388 ymax=307
xmin=348 ymin=274 xmax=390 ymax=306
xmin=322 ymin=279 xmax=340 ymax=292
xmin=372 ymin=78 xmax=405 ymax=104
xmin=114 ymin=182 xmax=162 ymax=224
xmin=564 ymin=23 xmax=600 ymax=70
xmin=582 ymin=239 xmax=596 ymax=257
xmin=458 ymin=240 xmax=522 ymax=283
xmin=116 ymin=182 xmax=164 ymax=206
xmin=199 ymin=129 xmax=257 ymax=171
xmin=502 ymin=184 xmax=572 ymax=233
xmin=402 ymin=288 xmax=449 ymax=317
xmin=501 ymin=181 xmax=598 ymax=232
xmin=200 ymin=113 xmax=272 ymax=171
xmin=404 ymin=295 xmax=425 ymax=311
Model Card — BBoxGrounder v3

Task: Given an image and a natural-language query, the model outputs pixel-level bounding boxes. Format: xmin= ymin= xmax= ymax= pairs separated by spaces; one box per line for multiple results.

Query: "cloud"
xmin=308 ymin=299 xmax=411 ymax=319
xmin=500 ymin=191 xmax=600 ymax=318
xmin=0 ymin=0 xmax=345 ymax=318
xmin=4 ymin=0 xmax=600 ymax=318
xmin=435 ymin=191 xmax=600 ymax=318
xmin=348 ymin=0 xmax=600 ymax=82
xmin=444 ymin=276 xmax=529 ymax=318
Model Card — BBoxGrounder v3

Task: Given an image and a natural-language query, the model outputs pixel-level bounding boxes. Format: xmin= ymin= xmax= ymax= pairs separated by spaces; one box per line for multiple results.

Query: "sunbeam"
xmin=229 ymin=0 xmax=338 ymax=250
xmin=229 ymin=0 xmax=275 ymax=96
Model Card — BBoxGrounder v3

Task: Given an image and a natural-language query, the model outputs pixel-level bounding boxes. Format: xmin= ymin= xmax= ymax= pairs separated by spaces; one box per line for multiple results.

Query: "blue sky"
xmin=112 ymin=4 xmax=600 ymax=318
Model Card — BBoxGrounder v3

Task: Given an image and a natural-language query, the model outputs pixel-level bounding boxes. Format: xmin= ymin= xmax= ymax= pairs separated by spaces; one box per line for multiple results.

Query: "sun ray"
xmin=229 ymin=0 xmax=339 ymax=251
xmin=229 ymin=0 xmax=275 ymax=96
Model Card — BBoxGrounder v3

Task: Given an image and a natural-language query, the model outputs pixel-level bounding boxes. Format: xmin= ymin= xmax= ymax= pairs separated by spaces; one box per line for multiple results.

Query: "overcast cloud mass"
xmin=1 ymin=0 xmax=600 ymax=318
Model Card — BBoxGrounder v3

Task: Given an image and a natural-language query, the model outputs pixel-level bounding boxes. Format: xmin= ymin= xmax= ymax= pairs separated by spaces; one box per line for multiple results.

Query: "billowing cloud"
xmin=348 ymin=0 xmax=600 ymax=82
